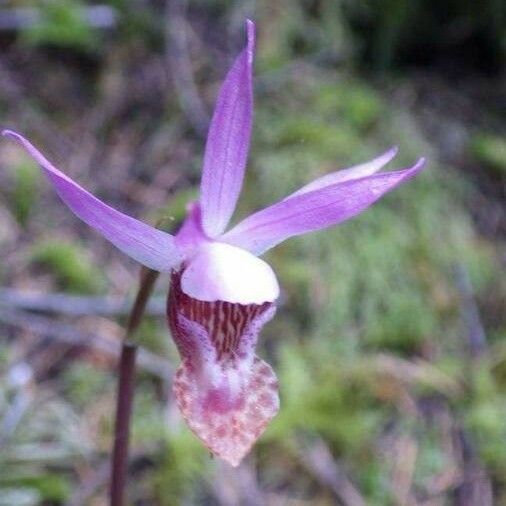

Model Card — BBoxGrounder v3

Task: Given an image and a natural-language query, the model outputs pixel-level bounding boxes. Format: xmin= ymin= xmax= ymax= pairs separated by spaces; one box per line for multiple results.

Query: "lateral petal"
xmin=3 ymin=130 xmax=181 ymax=271
xmin=199 ymin=20 xmax=255 ymax=237
xmin=286 ymin=146 xmax=398 ymax=199
xmin=222 ymin=158 xmax=426 ymax=256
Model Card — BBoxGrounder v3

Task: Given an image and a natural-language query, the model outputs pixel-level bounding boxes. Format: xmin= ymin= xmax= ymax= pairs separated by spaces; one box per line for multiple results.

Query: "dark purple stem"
xmin=110 ymin=341 xmax=137 ymax=506
xmin=109 ymin=268 xmax=159 ymax=506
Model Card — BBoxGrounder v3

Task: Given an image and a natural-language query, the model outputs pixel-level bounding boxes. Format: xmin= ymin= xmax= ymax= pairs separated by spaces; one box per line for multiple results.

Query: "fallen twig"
xmin=0 ymin=288 xmax=166 ymax=317
xmin=211 ymin=459 xmax=265 ymax=506
xmin=453 ymin=263 xmax=493 ymax=505
xmin=454 ymin=264 xmax=487 ymax=359
xmin=390 ymin=435 xmax=418 ymax=506
xmin=67 ymin=459 xmax=111 ymax=506
xmin=0 ymin=306 xmax=172 ymax=381
xmin=298 ymin=436 xmax=366 ymax=506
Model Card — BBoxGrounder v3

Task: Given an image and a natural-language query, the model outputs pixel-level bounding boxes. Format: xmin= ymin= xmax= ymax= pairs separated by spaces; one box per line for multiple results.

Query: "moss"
xmin=6 ymin=161 xmax=41 ymax=228
xmin=62 ymin=363 xmax=111 ymax=408
xmin=20 ymin=0 xmax=100 ymax=52
xmin=0 ymin=475 xmax=71 ymax=503
xmin=151 ymin=432 xmax=209 ymax=505
xmin=470 ymin=133 xmax=506 ymax=175
xmin=30 ymin=239 xmax=104 ymax=293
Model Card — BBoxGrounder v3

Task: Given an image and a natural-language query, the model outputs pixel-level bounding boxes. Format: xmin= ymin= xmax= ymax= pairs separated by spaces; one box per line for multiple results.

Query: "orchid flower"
xmin=2 ymin=20 xmax=425 ymax=466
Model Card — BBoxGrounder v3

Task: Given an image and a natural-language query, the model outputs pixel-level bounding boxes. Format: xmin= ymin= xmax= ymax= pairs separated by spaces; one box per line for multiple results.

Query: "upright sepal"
xmin=3 ymin=130 xmax=181 ymax=271
xmin=168 ymin=270 xmax=279 ymax=466
xmin=199 ymin=20 xmax=255 ymax=238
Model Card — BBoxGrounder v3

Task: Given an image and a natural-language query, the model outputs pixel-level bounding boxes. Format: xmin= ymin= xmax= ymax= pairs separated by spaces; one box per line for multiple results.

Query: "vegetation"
xmin=0 ymin=0 xmax=504 ymax=504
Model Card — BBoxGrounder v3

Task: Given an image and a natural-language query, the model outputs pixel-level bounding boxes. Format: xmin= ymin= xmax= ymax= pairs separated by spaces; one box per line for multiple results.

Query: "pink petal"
xmin=286 ymin=146 xmax=398 ymax=199
xmin=222 ymin=158 xmax=426 ymax=255
xmin=168 ymin=271 xmax=279 ymax=466
xmin=181 ymin=242 xmax=279 ymax=304
xmin=3 ymin=130 xmax=181 ymax=271
xmin=199 ymin=20 xmax=255 ymax=238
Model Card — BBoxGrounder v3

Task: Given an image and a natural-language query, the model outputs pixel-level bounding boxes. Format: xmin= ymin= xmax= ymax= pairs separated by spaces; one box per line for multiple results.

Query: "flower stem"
xmin=110 ymin=268 xmax=159 ymax=506
xmin=110 ymin=341 xmax=136 ymax=506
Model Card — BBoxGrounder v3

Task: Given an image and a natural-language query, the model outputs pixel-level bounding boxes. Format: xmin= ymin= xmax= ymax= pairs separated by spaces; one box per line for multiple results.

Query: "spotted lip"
xmin=167 ymin=270 xmax=279 ymax=466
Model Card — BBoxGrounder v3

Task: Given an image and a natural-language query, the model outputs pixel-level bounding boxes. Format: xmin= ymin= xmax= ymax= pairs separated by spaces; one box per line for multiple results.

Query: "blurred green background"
xmin=0 ymin=0 xmax=504 ymax=504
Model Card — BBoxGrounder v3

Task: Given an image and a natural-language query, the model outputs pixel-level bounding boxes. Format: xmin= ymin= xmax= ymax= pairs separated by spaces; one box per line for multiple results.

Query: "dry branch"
xmin=0 ymin=288 xmax=166 ymax=317
xmin=0 ymin=306 xmax=172 ymax=381
xmin=298 ymin=436 xmax=366 ymax=506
